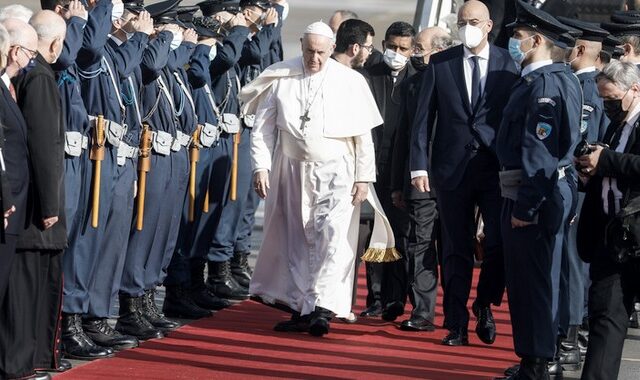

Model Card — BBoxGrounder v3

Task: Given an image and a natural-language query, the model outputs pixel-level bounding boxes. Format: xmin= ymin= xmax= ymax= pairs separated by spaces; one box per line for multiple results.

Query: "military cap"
xmin=145 ymin=0 xmax=182 ymax=18
xmin=239 ymin=0 xmax=270 ymax=10
xmin=600 ymin=22 xmax=640 ymax=38
xmin=556 ymin=17 xmax=609 ymax=43
xmin=177 ymin=5 xmax=200 ymax=29
xmin=197 ymin=1 xmax=241 ymax=17
xmin=124 ymin=0 xmax=145 ymax=14
xmin=192 ymin=16 xmax=224 ymax=39
xmin=506 ymin=0 xmax=575 ymax=49
xmin=611 ymin=10 xmax=640 ymax=25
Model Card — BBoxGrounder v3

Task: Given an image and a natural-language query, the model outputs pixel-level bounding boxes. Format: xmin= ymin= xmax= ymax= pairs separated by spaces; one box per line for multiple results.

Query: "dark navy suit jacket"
xmin=409 ymin=44 xmax=519 ymax=191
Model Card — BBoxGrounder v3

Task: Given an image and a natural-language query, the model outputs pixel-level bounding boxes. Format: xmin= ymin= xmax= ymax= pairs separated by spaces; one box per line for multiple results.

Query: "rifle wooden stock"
xmin=230 ymin=132 xmax=240 ymax=201
xmin=203 ymin=189 xmax=209 ymax=213
xmin=188 ymin=126 xmax=202 ymax=222
xmin=136 ymin=125 xmax=152 ymax=231
xmin=89 ymin=115 xmax=106 ymax=228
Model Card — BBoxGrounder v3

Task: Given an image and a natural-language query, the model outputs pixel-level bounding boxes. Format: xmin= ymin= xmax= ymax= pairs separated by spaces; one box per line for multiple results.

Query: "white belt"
xmin=152 ymin=130 xmax=173 ymax=156
xmin=171 ymin=130 xmax=191 ymax=152
xmin=64 ymin=131 xmax=89 ymax=157
xmin=116 ymin=142 xmax=139 ymax=166
xmin=88 ymin=116 xmax=127 ymax=147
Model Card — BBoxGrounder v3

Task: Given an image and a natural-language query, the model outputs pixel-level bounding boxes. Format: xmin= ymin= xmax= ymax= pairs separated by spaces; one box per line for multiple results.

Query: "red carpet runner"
xmin=58 ymin=269 xmax=517 ymax=379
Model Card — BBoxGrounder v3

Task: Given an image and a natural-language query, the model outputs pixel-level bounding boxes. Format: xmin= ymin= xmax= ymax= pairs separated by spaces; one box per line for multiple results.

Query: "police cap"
xmin=556 ymin=17 xmax=609 ymax=43
xmin=197 ymin=1 xmax=242 ymax=17
xmin=239 ymin=0 xmax=270 ymax=10
xmin=177 ymin=5 xmax=199 ymax=29
xmin=123 ymin=0 xmax=145 ymax=14
xmin=611 ymin=10 xmax=640 ymax=25
xmin=506 ymin=0 xmax=575 ymax=49
xmin=145 ymin=0 xmax=182 ymax=18
xmin=600 ymin=22 xmax=640 ymax=38
xmin=192 ymin=16 xmax=224 ymax=39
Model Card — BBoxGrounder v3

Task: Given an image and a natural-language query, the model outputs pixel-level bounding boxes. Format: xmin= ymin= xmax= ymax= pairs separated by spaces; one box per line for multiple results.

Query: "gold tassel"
xmin=361 ymin=247 xmax=402 ymax=263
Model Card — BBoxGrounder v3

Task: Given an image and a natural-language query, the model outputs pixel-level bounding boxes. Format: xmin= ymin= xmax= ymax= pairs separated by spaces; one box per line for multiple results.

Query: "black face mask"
xmin=604 ymin=99 xmax=629 ymax=125
xmin=410 ymin=56 xmax=428 ymax=71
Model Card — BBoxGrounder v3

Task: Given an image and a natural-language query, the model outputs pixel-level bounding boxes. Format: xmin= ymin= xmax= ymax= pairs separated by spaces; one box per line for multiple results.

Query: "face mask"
xmin=19 ymin=58 xmax=36 ymax=76
xmin=208 ymin=45 xmax=218 ymax=61
xmin=604 ymin=89 xmax=631 ymax=124
xmin=111 ymin=2 xmax=124 ymax=22
xmin=383 ymin=49 xmax=408 ymax=71
xmin=508 ymin=36 xmax=534 ymax=66
xmin=170 ymin=31 xmax=183 ymax=50
xmin=410 ymin=55 xmax=428 ymax=71
xmin=458 ymin=24 xmax=485 ymax=49
xmin=281 ymin=3 xmax=289 ymax=21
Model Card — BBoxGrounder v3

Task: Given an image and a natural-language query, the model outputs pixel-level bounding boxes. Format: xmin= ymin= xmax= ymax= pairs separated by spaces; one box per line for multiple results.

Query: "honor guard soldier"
xmin=495 ymin=1 xmax=581 ymax=378
xmin=164 ymin=15 xmax=231 ymax=318
xmin=601 ymin=15 xmax=640 ymax=68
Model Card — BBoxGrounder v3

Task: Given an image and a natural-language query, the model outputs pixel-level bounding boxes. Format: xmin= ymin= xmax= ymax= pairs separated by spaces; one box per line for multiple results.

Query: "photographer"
xmin=575 ymin=60 xmax=640 ymax=380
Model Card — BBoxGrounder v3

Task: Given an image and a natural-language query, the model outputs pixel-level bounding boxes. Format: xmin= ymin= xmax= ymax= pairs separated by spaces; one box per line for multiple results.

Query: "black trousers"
xmin=0 ymin=234 xmax=18 ymax=308
xmin=437 ymin=152 xmax=505 ymax=330
xmin=0 ymin=249 xmax=63 ymax=379
xmin=582 ymin=253 xmax=640 ymax=380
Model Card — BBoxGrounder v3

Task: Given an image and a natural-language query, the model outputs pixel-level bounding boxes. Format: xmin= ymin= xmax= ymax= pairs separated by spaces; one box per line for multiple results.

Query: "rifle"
xmin=189 ymin=125 xmax=202 ymax=222
xmin=89 ymin=115 xmax=106 ymax=228
xmin=230 ymin=132 xmax=240 ymax=201
xmin=136 ymin=124 xmax=152 ymax=231
xmin=203 ymin=189 xmax=209 ymax=213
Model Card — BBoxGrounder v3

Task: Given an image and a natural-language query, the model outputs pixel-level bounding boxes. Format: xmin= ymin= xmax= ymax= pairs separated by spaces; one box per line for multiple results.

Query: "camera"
xmin=574 ymin=139 xmax=595 ymax=172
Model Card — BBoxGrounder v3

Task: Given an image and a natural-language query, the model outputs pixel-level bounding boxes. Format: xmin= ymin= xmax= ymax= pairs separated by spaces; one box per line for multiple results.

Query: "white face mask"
xmin=458 ymin=24 xmax=485 ymax=49
xmin=170 ymin=31 xmax=183 ymax=51
xmin=208 ymin=44 xmax=218 ymax=61
xmin=281 ymin=3 xmax=289 ymax=21
xmin=111 ymin=2 xmax=124 ymax=22
xmin=383 ymin=49 xmax=409 ymax=71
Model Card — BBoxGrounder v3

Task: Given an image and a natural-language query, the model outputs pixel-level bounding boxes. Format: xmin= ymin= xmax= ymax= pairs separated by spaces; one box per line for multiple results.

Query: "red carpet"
xmin=58 ymin=269 xmax=517 ymax=380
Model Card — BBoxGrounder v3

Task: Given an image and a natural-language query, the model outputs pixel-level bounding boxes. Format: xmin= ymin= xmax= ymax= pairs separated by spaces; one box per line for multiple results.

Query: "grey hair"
xmin=335 ymin=10 xmax=359 ymax=21
xmin=596 ymin=60 xmax=640 ymax=91
xmin=0 ymin=4 xmax=34 ymax=23
xmin=0 ymin=23 xmax=9 ymax=69
xmin=2 ymin=18 xmax=36 ymax=48
xmin=431 ymin=34 xmax=455 ymax=51
xmin=30 ymin=10 xmax=66 ymax=41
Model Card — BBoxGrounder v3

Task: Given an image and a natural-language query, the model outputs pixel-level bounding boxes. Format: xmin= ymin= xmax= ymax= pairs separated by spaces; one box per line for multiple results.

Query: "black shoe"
xmin=547 ymin=360 xmax=563 ymax=379
xmin=503 ymin=364 xmax=519 ymax=377
xmin=442 ymin=327 xmax=469 ymax=346
xmin=360 ymin=303 xmax=382 ymax=317
xmin=82 ymin=318 xmax=139 ymax=351
xmin=382 ymin=301 xmax=405 ymax=322
xmin=309 ymin=316 xmax=330 ymax=337
xmin=230 ymin=251 xmax=252 ymax=289
xmin=577 ymin=329 xmax=588 ymax=358
xmin=52 ymin=359 xmax=72 ymax=372
xmin=163 ymin=286 xmax=213 ymax=319
xmin=61 ymin=313 xmax=114 ymax=361
xmin=141 ymin=289 xmax=180 ymax=331
xmin=400 ymin=316 xmax=436 ymax=331
xmin=558 ymin=325 xmax=581 ymax=370
xmin=496 ymin=357 xmax=550 ymax=380
xmin=630 ymin=311 xmax=639 ymax=329
xmin=472 ymin=300 xmax=496 ymax=344
xmin=115 ymin=294 xmax=164 ymax=341
xmin=274 ymin=314 xmax=311 ymax=333
xmin=191 ymin=285 xmax=231 ymax=311
xmin=207 ymin=260 xmax=250 ymax=300
xmin=26 ymin=372 xmax=52 ymax=380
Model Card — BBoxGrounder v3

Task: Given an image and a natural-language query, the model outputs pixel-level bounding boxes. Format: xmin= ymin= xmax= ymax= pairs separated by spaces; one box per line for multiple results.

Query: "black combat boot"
xmin=141 ymin=289 xmax=180 ymax=331
xmin=230 ymin=251 xmax=252 ymax=289
xmin=163 ymin=285 xmax=213 ymax=319
xmin=206 ymin=260 xmax=250 ymax=300
xmin=115 ymin=294 xmax=164 ymax=341
xmin=190 ymin=261 xmax=231 ymax=310
xmin=60 ymin=313 xmax=114 ymax=360
xmin=82 ymin=317 xmax=139 ymax=351
xmin=558 ymin=325 xmax=581 ymax=370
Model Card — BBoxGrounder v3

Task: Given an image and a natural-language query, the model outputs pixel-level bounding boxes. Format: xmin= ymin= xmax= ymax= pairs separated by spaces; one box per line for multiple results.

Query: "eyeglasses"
xmin=358 ymin=44 xmax=374 ymax=53
xmin=457 ymin=19 xmax=487 ymax=28
xmin=13 ymin=45 xmax=38 ymax=60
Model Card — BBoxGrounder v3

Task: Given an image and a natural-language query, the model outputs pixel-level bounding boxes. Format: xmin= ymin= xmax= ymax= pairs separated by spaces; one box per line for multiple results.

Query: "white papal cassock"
xmin=241 ymin=56 xmax=390 ymax=318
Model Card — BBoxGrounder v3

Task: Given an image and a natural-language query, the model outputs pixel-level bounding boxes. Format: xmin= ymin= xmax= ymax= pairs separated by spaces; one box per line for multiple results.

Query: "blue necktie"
xmin=471 ymin=56 xmax=482 ymax=111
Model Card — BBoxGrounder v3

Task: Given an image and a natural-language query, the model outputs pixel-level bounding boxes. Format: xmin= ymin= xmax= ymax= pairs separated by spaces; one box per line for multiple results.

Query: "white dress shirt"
xmin=575 ymin=66 xmax=597 ymax=76
xmin=601 ymin=102 xmax=640 ymax=214
xmin=410 ymin=44 xmax=491 ymax=180
xmin=1 ymin=72 xmax=10 ymax=90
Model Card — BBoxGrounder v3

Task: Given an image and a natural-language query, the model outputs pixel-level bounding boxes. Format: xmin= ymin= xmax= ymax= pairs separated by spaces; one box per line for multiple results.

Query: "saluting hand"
xmin=131 ymin=11 xmax=154 ymax=36
xmin=254 ymin=170 xmax=270 ymax=199
xmin=183 ymin=28 xmax=198 ymax=44
xmin=65 ymin=0 xmax=87 ymax=21
xmin=411 ymin=175 xmax=430 ymax=193
xmin=264 ymin=7 xmax=278 ymax=26
xmin=352 ymin=182 xmax=368 ymax=206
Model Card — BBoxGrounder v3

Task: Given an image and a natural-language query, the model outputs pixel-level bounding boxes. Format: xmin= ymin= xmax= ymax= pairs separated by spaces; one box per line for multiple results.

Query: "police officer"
xmin=495 ymin=1 xmax=581 ymax=378
xmin=556 ymin=16 xmax=611 ymax=371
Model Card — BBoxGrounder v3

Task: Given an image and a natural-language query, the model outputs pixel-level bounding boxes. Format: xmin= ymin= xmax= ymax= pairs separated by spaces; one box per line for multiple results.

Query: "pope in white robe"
xmin=239 ymin=22 xmax=397 ymax=337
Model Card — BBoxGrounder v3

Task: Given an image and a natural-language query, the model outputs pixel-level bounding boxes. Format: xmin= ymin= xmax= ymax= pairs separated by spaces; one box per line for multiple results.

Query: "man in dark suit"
xmin=575 ymin=60 xmax=640 ymax=380
xmin=410 ymin=0 xmax=519 ymax=346
xmin=360 ymin=21 xmax=416 ymax=321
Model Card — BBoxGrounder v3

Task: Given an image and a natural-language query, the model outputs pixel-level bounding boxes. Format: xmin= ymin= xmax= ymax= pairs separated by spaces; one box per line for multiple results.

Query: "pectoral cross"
xmin=299 ymin=111 xmax=311 ymax=132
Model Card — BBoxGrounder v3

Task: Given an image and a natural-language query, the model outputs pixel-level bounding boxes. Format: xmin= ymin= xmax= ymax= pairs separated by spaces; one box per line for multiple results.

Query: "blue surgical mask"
xmin=508 ymin=36 xmax=534 ymax=66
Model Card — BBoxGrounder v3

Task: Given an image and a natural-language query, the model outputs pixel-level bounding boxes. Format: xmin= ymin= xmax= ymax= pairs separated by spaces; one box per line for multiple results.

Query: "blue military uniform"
xmin=496 ymin=2 xmax=582 ymax=377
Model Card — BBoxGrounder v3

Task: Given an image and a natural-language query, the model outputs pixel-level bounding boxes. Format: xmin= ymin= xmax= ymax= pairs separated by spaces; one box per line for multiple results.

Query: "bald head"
xmin=415 ymin=27 xmax=454 ymax=64
xmin=30 ymin=10 xmax=66 ymax=63
xmin=458 ymin=0 xmax=490 ymax=21
xmin=329 ymin=9 xmax=358 ymax=34
xmin=567 ymin=38 xmax=603 ymax=71
xmin=1 ymin=18 xmax=38 ymax=78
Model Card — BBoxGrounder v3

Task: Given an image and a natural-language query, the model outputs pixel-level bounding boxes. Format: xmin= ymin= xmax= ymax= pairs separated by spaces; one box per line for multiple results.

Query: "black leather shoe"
xmin=630 ymin=311 xmax=639 ymax=329
xmin=116 ymin=294 xmax=164 ymax=341
xmin=274 ymin=314 xmax=311 ymax=333
xmin=26 ymin=372 xmax=52 ymax=380
xmin=309 ymin=316 xmax=330 ymax=337
xmin=83 ymin=318 xmax=139 ymax=351
xmin=558 ymin=325 xmax=581 ymax=370
xmin=382 ymin=301 xmax=405 ymax=322
xmin=52 ymin=359 xmax=72 ymax=372
xmin=442 ymin=327 xmax=469 ymax=346
xmin=400 ymin=316 xmax=436 ymax=331
xmin=207 ymin=260 xmax=250 ymax=300
xmin=61 ymin=313 xmax=114 ymax=361
xmin=360 ymin=303 xmax=382 ymax=317
xmin=496 ymin=357 xmax=550 ymax=380
xmin=547 ymin=360 xmax=563 ymax=379
xmin=163 ymin=286 xmax=213 ymax=319
xmin=230 ymin=251 xmax=252 ymax=289
xmin=503 ymin=364 xmax=519 ymax=377
xmin=141 ymin=289 xmax=180 ymax=331
xmin=191 ymin=285 xmax=231 ymax=311
xmin=472 ymin=300 xmax=496 ymax=344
